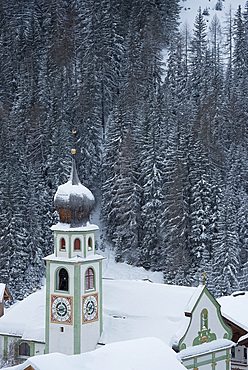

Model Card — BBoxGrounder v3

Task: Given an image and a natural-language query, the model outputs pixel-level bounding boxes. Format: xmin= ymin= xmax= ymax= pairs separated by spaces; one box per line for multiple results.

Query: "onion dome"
xmin=54 ymin=156 xmax=95 ymax=227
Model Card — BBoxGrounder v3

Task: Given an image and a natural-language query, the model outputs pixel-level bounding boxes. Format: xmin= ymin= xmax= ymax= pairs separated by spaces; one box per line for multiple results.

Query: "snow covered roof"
xmin=55 ymin=179 xmax=94 ymax=202
xmin=5 ymin=337 xmax=186 ymax=370
xmin=0 ymin=288 xmax=45 ymax=342
xmin=54 ymin=158 xmax=95 ymax=227
xmin=101 ymin=280 xmax=202 ymax=346
xmin=185 ymin=284 xmax=205 ymax=313
xmin=0 ymin=280 xmax=203 ymax=346
xmin=0 ymin=284 xmax=6 ymax=302
xmin=218 ymin=291 xmax=248 ymax=332
xmin=177 ymin=339 xmax=234 ymax=360
xmin=51 ymin=222 xmax=99 ymax=232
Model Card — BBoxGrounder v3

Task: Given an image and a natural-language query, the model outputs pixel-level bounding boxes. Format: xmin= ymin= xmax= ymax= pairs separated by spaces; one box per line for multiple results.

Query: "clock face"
xmin=82 ymin=293 xmax=98 ymax=324
xmin=51 ymin=295 xmax=73 ymax=324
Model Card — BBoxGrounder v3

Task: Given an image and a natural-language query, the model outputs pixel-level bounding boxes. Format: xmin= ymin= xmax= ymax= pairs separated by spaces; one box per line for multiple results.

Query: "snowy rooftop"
xmin=51 ymin=222 xmax=99 ymax=232
xmin=4 ymin=337 xmax=186 ymax=370
xmin=54 ymin=180 xmax=94 ymax=202
xmin=0 ymin=288 xmax=45 ymax=342
xmin=0 ymin=279 xmax=203 ymax=346
xmin=54 ymin=158 xmax=94 ymax=204
xmin=101 ymin=280 xmax=202 ymax=347
xmin=218 ymin=291 xmax=248 ymax=331
xmin=177 ymin=338 xmax=234 ymax=360
xmin=0 ymin=283 xmax=6 ymax=302
xmin=53 ymin=158 xmax=95 ymax=227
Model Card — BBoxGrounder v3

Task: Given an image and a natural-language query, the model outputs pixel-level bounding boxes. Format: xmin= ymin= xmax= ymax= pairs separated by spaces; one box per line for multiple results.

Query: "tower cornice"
xmin=51 ymin=223 xmax=99 ymax=232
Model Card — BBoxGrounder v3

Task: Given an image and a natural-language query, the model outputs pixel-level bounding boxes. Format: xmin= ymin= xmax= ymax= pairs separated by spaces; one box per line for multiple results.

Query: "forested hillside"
xmin=0 ymin=0 xmax=247 ymax=301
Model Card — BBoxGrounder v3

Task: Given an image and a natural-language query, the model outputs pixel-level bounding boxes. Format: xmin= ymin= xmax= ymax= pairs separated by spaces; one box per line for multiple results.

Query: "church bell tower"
xmin=44 ymin=151 xmax=104 ymax=355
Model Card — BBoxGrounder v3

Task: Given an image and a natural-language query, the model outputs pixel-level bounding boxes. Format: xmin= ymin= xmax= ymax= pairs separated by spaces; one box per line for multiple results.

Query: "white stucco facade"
xmin=45 ymin=224 xmax=104 ymax=356
xmin=178 ymin=288 xmax=233 ymax=370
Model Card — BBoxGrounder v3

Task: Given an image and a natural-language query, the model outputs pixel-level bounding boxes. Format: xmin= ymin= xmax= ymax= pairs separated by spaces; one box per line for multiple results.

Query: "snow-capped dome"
xmin=54 ymin=158 xmax=95 ymax=227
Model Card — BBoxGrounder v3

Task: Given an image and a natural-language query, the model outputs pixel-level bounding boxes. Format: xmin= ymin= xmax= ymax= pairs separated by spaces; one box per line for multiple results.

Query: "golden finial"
xmin=201 ymin=271 xmax=207 ymax=285
xmin=71 ymin=130 xmax=77 ymax=155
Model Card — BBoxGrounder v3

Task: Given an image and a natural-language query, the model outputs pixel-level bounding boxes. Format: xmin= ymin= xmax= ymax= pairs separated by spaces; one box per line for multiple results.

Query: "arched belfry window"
xmin=85 ymin=268 xmax=94 ymax=291
xmin=19 ymin=342 xmax=30 ymax=357
xmin=88 ymin=237 xmax=93 ymax=251
xmin=74 ymin=238 xmax=81 ymax=251
xmin=60 ymin=237 xmax=66 ymax=250
xmin=57 ymin=268 xmax=69 ymax=292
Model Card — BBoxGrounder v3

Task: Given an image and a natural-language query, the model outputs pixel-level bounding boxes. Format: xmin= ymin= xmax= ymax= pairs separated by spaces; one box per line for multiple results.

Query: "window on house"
xmin=85 ymin=268 xmax=94 ymax=291
xmin=74 ymin=238 xmax=81 ymax=251
xmin=19 ymin=342 xmax=30 ymax=357
xmin=201 ymin=309 xmax=208 ymax=330
xmin=60 ymin=238 xmax=66 ymax=250
xmin=57 ymin=268 xmax=69 ymax=291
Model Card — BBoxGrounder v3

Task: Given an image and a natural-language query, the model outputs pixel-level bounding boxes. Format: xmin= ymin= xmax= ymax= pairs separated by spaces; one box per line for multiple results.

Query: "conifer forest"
xmin=0 ymin=0 xmax=248 ymax=301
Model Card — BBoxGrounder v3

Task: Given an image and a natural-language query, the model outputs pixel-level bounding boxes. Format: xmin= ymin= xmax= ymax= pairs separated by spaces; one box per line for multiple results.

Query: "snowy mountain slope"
xmin=180 ymin=0 xmax=247 ymax=31
xmin=102 ymin=250 xmax=163 ymax=283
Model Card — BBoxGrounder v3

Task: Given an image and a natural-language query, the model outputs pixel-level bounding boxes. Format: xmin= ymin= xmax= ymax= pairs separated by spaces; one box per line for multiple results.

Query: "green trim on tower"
xmin=54 ymin=266 xmax=70 ymax=294
xmin=45 ymin=262 xmax=51 ymax=354
xmin=49 ymin=259 xmax=103 ymax=267
xmin=54 ymin=234 xmax=57 ymax=257
xmin=3 ymin=336 xmax=8 ymax=361
xmin=69 ymin=235 xmax=72 ymax=258
xmin=83 ymin=235 xmax=86 ymax=258
xmin=74 ymin=264 xmax=81 ymax=354
xmin=99 ymin=260 xmax=103 ymax=335
xmin=93 ymin=234 xmax=96 ymax=253
xmin=30 ymin=342 xmax=35 ymax=357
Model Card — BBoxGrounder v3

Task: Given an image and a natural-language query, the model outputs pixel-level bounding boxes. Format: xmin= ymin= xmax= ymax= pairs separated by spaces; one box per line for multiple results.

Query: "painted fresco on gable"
xmin=193 ymin=309 xmax=217 ymax=346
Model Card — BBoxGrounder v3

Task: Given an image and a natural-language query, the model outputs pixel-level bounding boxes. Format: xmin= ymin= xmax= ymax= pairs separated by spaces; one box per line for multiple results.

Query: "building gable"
xmin=0 ymin=284 xmax=12 ymax=318
xmin=179 ymin=287 xmax=232 ymax=351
